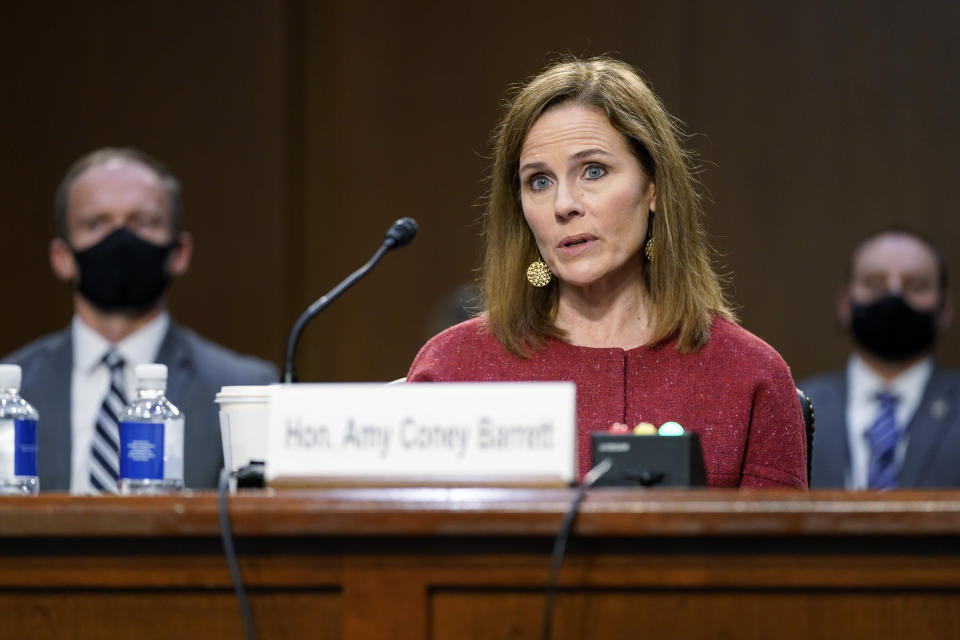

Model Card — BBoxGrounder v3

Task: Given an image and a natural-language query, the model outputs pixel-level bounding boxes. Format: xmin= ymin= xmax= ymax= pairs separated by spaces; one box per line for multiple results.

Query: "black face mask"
xmin=850 ymin=294 xmax=938 ymax=362
xmin=71 ymin=227 xmax=176 ymax=313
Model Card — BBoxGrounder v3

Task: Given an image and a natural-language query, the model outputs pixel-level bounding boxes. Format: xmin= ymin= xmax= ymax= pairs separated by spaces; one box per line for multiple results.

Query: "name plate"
xmin=266 ymin=382 xmax=576 ymax=485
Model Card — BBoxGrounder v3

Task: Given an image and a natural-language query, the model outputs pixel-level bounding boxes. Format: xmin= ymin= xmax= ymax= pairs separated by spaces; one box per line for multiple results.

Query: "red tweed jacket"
xmin=407 ymin=316 xmax=807 ymax=488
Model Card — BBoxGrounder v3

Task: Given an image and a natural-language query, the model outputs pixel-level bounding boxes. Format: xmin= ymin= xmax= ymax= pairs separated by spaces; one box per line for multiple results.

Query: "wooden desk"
xmin=1 ymin=489 xmax=959 ymax=639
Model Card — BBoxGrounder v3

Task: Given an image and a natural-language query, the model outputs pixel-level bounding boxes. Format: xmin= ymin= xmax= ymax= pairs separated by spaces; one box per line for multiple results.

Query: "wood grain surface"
xmin=3 ymin=488 xmax=960 ymax=537
xmin=0 ymin=489 xmax=959 ymax=639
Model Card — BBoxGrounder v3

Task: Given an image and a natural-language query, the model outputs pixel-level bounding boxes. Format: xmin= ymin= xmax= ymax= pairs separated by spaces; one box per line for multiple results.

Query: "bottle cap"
xmin=0 ymin=364 xmax=22 ymax=389
xmin=135 ymin=363 xmax=168 ymax=387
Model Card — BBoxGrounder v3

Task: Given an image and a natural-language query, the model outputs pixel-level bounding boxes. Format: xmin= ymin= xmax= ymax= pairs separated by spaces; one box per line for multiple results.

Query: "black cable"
xmin=541 ymin=458 xmax=613 ymax=640
xmin=218 ymin=467 xmax=256 ymax=640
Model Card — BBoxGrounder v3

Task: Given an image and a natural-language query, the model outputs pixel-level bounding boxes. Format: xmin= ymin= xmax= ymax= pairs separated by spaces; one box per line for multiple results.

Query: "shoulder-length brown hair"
xmin=482 ymin=56 xmax=733 ymax=357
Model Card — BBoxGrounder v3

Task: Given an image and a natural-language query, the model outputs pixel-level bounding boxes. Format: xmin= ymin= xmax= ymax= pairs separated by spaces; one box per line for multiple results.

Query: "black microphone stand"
xmin=283 ymin=218 xmax=417 ymax=383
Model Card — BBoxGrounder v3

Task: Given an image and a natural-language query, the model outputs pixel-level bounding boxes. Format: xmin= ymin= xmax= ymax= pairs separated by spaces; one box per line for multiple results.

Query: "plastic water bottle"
xmin=0 ymin=364 xmax=39 ymax=495
xmin=119 ymin=364 xmax=184 ymax=494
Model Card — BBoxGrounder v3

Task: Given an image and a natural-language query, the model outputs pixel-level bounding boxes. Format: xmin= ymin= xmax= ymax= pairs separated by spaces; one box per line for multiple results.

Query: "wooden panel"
xmin=0 ymin=490 xmax=959 ymax=639
xmin=432 ymin=589 xmax=960 ymax=640
xmin=0 ymin=1 xmax=298 ymax=368
xmin=0 ymin=589 xmax=340 ymax=640
xmin=3 ymin=1 xmax=960 ymax=381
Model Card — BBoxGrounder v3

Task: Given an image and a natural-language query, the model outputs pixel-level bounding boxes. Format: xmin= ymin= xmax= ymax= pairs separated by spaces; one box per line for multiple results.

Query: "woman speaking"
xmin=408 ymin=57 xmax=807 ymax=488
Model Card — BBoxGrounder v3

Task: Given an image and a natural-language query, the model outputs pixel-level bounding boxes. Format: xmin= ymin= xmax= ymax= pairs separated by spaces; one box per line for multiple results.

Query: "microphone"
xmin=282 ymin=217 xmax=419 ymax=383
xmin=384 ymin=216 xmax=418 ymax=249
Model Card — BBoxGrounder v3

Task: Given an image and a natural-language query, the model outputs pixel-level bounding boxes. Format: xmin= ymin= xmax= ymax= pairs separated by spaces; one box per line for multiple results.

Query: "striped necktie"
xmin=866 ymin=391 xmax=900 ymax=490
xmin=89 ymin=350 xmax=127 ymax=493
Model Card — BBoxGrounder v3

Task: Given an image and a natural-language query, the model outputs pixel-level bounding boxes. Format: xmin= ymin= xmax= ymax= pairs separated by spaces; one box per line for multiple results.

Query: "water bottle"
xmin=0 ymin=364 xmax=39 ymax=495
xmin=119 ymin=364 xmax=184 ymax=494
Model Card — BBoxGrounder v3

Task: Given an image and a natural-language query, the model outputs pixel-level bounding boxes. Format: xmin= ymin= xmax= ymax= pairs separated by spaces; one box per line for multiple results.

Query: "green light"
xmin=658 ymin=421 xmax=684 ymax=436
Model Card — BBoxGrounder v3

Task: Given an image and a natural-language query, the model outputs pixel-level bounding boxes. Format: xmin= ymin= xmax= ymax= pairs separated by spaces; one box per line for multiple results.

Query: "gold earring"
xmin=644 ymin=236 xmax=655 ymax=262
xmin=526 ymin=259 xmax=552 ymax=287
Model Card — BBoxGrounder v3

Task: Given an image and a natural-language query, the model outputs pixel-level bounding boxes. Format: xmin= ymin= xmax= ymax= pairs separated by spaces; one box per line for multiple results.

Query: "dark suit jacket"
xmin=3 ymin=322 xmax=277 ymax=491
xmin=800 ymin=367 xmax=960 ymax=488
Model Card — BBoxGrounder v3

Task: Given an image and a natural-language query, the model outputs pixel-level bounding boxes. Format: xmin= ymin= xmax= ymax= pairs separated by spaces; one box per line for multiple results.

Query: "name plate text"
xmin=266 ymin=382 xmax=576 ymax=484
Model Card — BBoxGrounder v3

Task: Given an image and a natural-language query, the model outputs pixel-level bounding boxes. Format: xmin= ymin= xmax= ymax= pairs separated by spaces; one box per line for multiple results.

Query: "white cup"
xmin=215 ymin=385 xmax=272 ymax=477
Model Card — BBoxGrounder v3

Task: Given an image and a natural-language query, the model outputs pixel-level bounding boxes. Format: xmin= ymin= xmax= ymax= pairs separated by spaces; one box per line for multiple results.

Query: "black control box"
xmin=590 ymin=432 xmax=707 ymax=487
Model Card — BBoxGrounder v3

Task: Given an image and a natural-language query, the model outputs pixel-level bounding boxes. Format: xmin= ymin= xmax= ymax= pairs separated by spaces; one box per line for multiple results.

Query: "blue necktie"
xmin=89 ymin=350 xmax=127 ymax=493
xmin=866 ymin=391 xmax=899 ymax=490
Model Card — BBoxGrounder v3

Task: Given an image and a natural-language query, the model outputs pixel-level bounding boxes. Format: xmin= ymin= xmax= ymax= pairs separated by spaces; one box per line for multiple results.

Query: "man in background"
xmin=3 ymin=148 xmax=276 ymax=493
xmin=802 ymin=227 xmax=960 ymax=488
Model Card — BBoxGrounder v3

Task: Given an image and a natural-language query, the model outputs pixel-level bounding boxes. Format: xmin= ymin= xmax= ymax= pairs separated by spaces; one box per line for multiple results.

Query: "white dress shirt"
xmin=70 ymin=313 xmax=170 ymax=494
xmin=844 ymin=353 xmax=933 ymax=489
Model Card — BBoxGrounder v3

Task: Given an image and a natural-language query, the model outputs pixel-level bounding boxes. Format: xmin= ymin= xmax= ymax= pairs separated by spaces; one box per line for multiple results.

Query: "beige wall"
xmin=3 ymin=1 xmax=959 ymax=383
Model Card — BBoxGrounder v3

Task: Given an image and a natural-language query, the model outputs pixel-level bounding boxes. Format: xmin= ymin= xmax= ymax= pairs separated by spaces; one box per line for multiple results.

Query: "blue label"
xmin=14 ymin=419 xmax=37 ymax=476
xmin=119 ymin=422 xmax=164 ymax=480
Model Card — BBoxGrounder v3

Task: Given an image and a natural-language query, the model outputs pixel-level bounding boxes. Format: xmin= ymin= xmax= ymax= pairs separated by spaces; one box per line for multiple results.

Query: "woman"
xmin=408 ymin=57 xmax=807 ymax=488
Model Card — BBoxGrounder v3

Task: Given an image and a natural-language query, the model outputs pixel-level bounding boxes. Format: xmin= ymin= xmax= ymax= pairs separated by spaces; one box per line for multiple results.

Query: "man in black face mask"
xmin=3 ymin=148 xmax=277 ymax=493
xmin=802 ymin=227 xmax=960 ymax=488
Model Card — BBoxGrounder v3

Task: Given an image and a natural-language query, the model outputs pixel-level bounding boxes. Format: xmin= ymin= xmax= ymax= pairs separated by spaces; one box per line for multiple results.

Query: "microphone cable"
xmin=214 ymin=446 xmax=604 ymax=640
xmin=218 ymin=467 xmax=256 ymax=640
xmin=541 ymin=457 xmax=613 ymax=640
